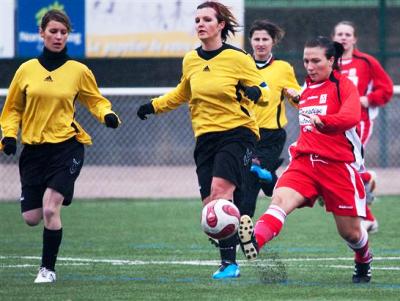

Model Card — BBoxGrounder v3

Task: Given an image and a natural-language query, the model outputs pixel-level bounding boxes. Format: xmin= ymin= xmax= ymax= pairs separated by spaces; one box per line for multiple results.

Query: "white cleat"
xmin=34 ymin=267 xmax=56 ymax=283
xmin=367 ymin=170 xmax=377 ymax=192
xmin=361 ymin=219 xmax=379 ymax=234
xmin=239 ymin=215 xmax=259 ymax=260
xmin=364 ymin=170 xmax=377 ymax=204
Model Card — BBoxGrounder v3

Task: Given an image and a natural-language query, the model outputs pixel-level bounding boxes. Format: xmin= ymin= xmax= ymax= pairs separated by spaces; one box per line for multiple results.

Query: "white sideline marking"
xmin=1 ymin=263 xmax=90 ymax=268
xmin=317 ymin=265 xmax=400 ymax=271
xmin=3 ymin=264 xmax=400 ymax=271
xmin=1 ymin=255 xmax=400 ymax=268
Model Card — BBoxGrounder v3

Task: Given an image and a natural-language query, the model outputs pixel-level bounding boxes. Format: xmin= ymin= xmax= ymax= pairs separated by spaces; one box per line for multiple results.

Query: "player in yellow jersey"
xmin=0 ymin=10 xmax=120 ymax=283
xmin=137 ymin=1 xmax=270 ymax=279
xmin=244 ymin=20 xmax=301 ymax=217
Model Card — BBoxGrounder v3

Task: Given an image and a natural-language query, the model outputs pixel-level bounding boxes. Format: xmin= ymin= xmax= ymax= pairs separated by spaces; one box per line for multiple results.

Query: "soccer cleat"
xmin=212 ymin=262 xmax=240 ymax=279
xmin=250 ymin=164 xmax=272 ymax=182
xmin=352 ymin=261 xmax=372 ymax=283
xmin=364 ymin=170 xmax=377 ymax=205
xmin=361 ymin=219 xmax=379 ymax=234
xmin=366 ymin=170 xmax=377 ymax=192
xmin=239 ymin=215 xmax=259 ymax=260
xmin=34 ymin=267 xmax=56 ymax=283
xmin=365 ymin=187 xmax=375 ymax=205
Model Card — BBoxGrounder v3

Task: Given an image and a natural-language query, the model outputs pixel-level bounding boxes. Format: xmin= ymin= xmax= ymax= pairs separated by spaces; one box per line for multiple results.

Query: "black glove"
xmin=244 ymin=86 xmax=261 ymax=103
xmin=137 ymin=102 xmax=155 ymax=120
xmin=1 ymin=137 xmax=17 ymax=156
xmin=104 ymin=113 xmax=120 ymax=129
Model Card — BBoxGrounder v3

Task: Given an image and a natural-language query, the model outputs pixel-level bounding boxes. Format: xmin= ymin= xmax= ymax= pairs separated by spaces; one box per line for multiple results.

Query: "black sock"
xmin=41 ymin=227 xmax=63 ymax=271
xmin=218 ymin=235 xmax=238 ymax=264
xmin=260 ymin=173 xmax=278 ymax=197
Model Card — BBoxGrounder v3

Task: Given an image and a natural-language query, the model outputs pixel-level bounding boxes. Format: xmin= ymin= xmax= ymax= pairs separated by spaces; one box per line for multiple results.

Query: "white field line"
xmin=313 ymin=264 xmax=400 ymax=271
xmin=1 ymin=263 xmax=90 ymax=268
xmin=1 ymin=255 xmax=400 ymax=268
xmin=2 ymin=264 xmax=400 ymax=271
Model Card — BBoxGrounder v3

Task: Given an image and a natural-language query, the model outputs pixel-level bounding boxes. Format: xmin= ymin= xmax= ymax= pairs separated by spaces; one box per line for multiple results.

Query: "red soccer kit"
xmin=277 ymin=72 xmax=366 ymax=217
xmin=339 ymin=49 xmax=393 ymax=145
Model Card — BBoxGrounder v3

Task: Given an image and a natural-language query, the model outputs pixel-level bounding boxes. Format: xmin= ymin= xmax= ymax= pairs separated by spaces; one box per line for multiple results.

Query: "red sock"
xmin=360 ymin=171 xmax=371 ymax=183
xmin=255 ymin=205 xmax=286 ymax=249
xmin=347 ymin=227 xmax=372 ymax=263
xmin=365 ymin=205 xmax=375 ymax=222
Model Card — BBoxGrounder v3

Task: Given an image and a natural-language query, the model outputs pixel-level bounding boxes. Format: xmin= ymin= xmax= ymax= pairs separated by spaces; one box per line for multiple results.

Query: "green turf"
xmin=0 ymin=196 xmax=399 ymax=300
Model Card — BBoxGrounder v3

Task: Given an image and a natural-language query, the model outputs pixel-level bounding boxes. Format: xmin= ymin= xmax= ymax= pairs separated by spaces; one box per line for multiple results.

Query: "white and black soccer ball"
xmin=201 ymin=199 xmax=240 ymax=240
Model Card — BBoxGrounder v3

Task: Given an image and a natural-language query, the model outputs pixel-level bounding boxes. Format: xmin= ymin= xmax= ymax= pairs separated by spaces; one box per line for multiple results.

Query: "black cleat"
xmin=352 ymin=261 xmax=372 ymax=283
xmin=239 ymin=215 xmax=259 ymax=260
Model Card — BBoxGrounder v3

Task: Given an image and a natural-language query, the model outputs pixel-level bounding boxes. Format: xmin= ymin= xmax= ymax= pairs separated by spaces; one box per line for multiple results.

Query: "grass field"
xmin=1 ymin=196 xmax=399 ymax=300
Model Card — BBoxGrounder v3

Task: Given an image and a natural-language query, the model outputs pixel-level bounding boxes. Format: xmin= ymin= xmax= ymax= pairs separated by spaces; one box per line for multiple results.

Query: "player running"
xmin=240 ymin=36 xmax=373 ymax=283
xmin=244 ymin=19 xmax=301 ymax=217
xmin=0 ymin=9 xmax=120 ymax=283
xmin=332 ymin=21 xmax=394 ymax=233
xmin=137 ymin=1 xmax=269 ymax=279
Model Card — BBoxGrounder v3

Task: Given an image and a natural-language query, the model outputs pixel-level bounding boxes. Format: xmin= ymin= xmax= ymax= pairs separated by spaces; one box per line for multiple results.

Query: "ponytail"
xmin=332 ymin=41 xmax=344 ymax=70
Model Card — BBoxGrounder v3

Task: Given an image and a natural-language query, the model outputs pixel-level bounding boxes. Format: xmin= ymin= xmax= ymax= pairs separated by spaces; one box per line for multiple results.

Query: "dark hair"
xmin=40 ymin=9 xmax=72 ymax=32
xmin=332 ymin=20 xmax=357 ymax=37
xmin=197 ymin=1 xmax=239 ymax=42
xmin=305 ymin=36 xmax=344 ymax=70
xmin=249 ymin=19 xmax=285 ymax=44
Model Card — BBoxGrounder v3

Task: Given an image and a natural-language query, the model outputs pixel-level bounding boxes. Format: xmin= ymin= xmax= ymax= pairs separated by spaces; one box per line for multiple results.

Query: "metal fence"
xmin=1 ymin=87 xmax=399 ymax=200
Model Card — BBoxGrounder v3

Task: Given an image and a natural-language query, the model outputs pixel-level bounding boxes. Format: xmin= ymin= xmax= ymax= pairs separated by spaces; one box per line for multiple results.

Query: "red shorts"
xmin=276 ymin=154 xmax=366 ymax=217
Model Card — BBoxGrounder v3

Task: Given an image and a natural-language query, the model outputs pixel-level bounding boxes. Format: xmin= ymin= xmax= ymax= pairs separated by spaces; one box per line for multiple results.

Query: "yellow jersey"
xmin=0 ymin=59 xmax=116 ymax=146
xmin=254 ymin=58 xmax=301 ymax=129
xmin=152 ymin=44 xmax=270 ymax=139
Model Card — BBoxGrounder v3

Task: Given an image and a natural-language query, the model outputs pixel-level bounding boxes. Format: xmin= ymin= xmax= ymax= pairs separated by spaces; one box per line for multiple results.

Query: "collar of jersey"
xmin=254 ymin=53 xmax=274 ymax=69
xmin=38 ymin=46 xmax=70 ymax=72
xmin=196 ymin=43 xmax=230 ymax=60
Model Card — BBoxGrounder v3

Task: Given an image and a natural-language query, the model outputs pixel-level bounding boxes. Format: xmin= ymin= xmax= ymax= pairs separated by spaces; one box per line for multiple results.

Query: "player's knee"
xmin=22 ymin=210 xmax=42 ymax=226
xmin=271 ymin=192 xmax=287 ymax=208
xmin=209 ymin=185 xmax=233 ymax=200
xmin=340 ymin=230 xmax=361 ymax=244
xmin=43 ymin=207 xmax=58 ymax=221
xmin=23 ymin=215 xmax=41 ymax=227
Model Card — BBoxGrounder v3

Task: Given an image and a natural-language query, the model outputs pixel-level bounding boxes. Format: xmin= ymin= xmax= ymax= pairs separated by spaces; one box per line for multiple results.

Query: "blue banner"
xmin=17 ymin=0 xmax=84 ymax=58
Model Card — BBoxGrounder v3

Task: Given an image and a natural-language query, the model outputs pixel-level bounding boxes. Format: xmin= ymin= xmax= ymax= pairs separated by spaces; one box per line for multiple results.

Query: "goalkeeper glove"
xmin=104 ymin=113 xmax=120 ymax=129
xmin=244 ymin=86 xmax=261 ymax=104
xmin=1 ymin=137 xmax=17 ymax=156
xmin=137 ymin=102 xmax=155 ymax=120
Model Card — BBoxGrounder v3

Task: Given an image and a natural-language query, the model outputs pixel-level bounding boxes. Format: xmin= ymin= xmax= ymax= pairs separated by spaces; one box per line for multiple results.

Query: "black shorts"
xmin=194 ymin=127 xmax=256 ymax=201
xmin=254 ymin=128 xmax=287 ymax=171
xmin=19 ymin=137 xmax=84 ymax=213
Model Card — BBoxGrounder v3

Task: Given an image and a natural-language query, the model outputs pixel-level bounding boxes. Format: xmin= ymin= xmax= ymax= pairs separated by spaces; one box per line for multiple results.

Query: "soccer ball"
xmin=200 ymin=199 xmax=240 ymax=240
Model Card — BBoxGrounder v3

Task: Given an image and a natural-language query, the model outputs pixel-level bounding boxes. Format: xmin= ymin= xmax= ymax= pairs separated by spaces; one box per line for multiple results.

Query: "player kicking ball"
xmin=239 ymin=36 xmax=373 ymax=284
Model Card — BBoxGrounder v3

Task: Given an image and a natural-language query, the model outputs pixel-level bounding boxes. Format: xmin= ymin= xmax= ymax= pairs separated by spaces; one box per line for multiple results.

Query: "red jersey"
xmin=339 ymin=49 xmax=393 ymax=122
xmin=294 ymin=72 xmax=363 ymax=169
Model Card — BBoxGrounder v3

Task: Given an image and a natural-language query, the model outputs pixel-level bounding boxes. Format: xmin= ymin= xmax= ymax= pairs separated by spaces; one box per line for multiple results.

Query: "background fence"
xmin=1 ymin=0 xmax=399 ymax=200
xmin=1 ymin=87 xmax=399 ymax=200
